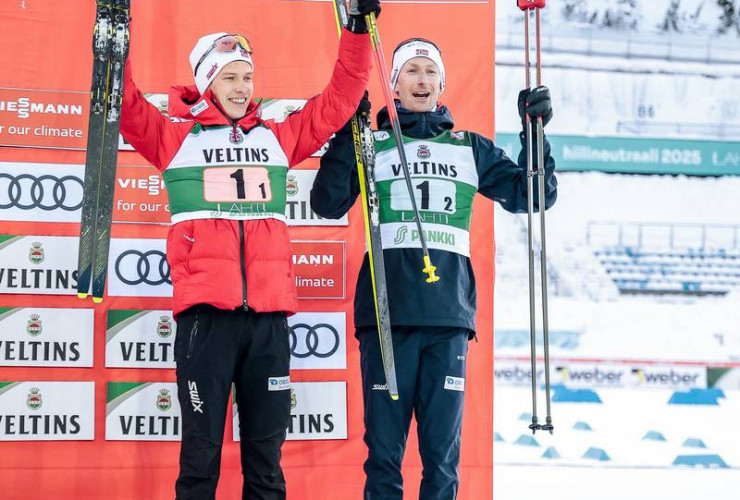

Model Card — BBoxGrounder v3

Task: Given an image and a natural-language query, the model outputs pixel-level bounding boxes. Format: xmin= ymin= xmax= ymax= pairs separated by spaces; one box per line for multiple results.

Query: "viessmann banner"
xmin=496 ymin=132 xmax=740 ymax=176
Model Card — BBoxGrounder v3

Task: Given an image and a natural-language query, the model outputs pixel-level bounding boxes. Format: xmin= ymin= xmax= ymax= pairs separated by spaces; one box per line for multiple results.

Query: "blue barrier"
xmin=682 ymin=438 xmax=707 ymax=448
xmin=582 ymin=447 xmax=611 ymax=461
xmin=573 ymin=421 xmax=593 ymax=431
xmin=673 ymin=454 xmax=728 ymax=468
xmin=542 ymin=447 xmax=561 ymax=459
xmin=669 ymin=389 xmax=721 ymax=405
xmin=514 ymin=434 xmax=540 ymax=447
xmin=642 ymin=430 xmax=667 ymax=441
xmin=552 ymin=387 xmax=602 ymax=403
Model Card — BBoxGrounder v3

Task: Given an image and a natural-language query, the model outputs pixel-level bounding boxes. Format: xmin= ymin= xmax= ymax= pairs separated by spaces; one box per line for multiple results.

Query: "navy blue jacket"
xmin=311 ymin=103 xmax=557 ymax=333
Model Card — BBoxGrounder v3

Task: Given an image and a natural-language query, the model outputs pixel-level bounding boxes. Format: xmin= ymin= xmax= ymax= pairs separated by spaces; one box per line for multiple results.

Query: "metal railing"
xmin=586 ymin=221 xmax=740 ymax=252
xmin=497 ymin=26 xmax=740 ymax=65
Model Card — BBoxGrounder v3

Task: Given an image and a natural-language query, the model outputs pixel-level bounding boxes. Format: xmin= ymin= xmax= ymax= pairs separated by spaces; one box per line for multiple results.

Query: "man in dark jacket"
xmin=311 ymin=37 xmax=557 ymax=500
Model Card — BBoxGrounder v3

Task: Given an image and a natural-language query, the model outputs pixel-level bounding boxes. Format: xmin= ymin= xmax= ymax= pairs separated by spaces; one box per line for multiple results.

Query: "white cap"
xmin=390 ymin=39 xmax=445 ymax=94
xmin=189 ymin=32 xmax=254 ymax=95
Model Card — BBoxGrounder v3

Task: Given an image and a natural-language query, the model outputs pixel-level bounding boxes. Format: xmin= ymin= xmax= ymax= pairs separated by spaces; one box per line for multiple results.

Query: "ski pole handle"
xmin=517 ymin=0 xmax=545 ymax=10
xmin=423 ymin=256 xmax=439 ymax=283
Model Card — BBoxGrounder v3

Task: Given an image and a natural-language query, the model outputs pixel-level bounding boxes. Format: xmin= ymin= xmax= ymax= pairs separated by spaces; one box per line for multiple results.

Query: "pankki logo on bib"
xmin=268 ymin=376 xmax=291 ymax=391
xmin=444 ymin=376 xmax=465 ymax=392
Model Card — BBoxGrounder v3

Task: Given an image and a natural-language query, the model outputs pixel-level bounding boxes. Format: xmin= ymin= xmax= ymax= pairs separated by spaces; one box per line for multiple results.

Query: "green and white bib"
xmin=373 ymin=130 xmax=477 ymax=257
xmin=163 ymin=124 xmax=290 ymax=225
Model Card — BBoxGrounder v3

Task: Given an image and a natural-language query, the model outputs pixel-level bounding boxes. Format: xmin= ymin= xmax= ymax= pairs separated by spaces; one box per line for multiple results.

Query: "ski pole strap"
xmin=517 ymin=0 xmax=545 ymax=10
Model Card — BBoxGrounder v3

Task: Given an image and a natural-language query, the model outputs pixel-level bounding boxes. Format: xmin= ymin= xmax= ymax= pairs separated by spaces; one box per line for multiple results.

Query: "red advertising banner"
xmin=0 ymin=87 xmax=88 ymax=150
xmin=292 ymin=240 xmax=346 ymax=299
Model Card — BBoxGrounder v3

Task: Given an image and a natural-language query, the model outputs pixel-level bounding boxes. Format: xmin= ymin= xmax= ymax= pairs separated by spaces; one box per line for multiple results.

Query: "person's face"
xmin=394 ymin=57 xmax=441 ymax=112
xmin=209 ymin=61 xmax=254 ymax=120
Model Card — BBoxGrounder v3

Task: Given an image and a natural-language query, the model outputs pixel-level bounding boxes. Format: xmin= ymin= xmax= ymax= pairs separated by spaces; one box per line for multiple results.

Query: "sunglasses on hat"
xmin=194 ymin=34 xmax=253 ymax=77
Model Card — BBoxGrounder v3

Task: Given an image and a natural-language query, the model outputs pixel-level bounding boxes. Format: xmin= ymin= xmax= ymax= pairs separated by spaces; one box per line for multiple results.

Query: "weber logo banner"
xmin=285 ymin=170 xmax=347 ymax=226
xmin=0 ymin=162 xmax=84 ymax=223
xmin=106 ymin=310 xmax=177 ymax=368
xmin=107 ymin=238 xmax=172 ymax=298
xmin=0 ymin=381 xmax=94 ymax=441
xmin=288 ymin=312 xmax=346 ymax=370
xmin=494 ymin=361 xmax=706 ymax=389
xmin=0 ymin=235 xmax=78 ymax=295
xmin=0 ymin=307 xmax=93 ymax=367
xmin=233 ymin=381 xmax=347 ymax=441
xmin=292 ymin=241 xmax=346 ymax=299
xmin=106 ymin=382 xmax=181 ymax=441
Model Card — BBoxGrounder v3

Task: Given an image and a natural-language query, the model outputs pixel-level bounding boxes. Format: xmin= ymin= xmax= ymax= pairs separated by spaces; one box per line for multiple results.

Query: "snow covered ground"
xmin=493 ymin=386 xmax=740 ymax=499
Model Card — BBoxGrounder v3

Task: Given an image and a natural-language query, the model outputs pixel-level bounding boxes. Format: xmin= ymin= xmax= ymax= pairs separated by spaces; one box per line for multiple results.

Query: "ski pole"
xmin=332 ymin=0 xmax=399 ymax=401
xmin=518 ymin=0 xmax=553 ymax=434
xmin=365 ymin=12 xmax=440 ymax=284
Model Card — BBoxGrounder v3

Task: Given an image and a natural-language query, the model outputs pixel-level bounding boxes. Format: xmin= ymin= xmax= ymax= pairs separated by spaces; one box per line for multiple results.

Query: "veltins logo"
xmin=105 ymin=309 xmax=176 ymax=369
xmin=28 ymin=242 xmax=44 ymax=264
xmin=0 ymin=381 xmax=94 ymax=441
xmin=417 ymin=144 xmax=431 ymax=159
xmin=26 ymin=314 xmax=42 ymax=336
xmin=26 ymin=387 xmax=42 ymax=410
xmin=286 ymin=174 xmax=298 ymax=196
xmin=157 ymin=316 xmax=172 ymax=338
xmin=156 ymin=389 xmax=172 ymax=412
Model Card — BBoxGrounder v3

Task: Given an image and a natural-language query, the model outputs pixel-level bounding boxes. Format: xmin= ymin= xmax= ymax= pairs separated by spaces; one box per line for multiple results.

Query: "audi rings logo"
xmin=289 ymin=323 xmax=340 ymax=359
xmin=0 ymin=173 xmax=83 ymax=211
xmin=114 ymin=250 xmax=171 ymax=286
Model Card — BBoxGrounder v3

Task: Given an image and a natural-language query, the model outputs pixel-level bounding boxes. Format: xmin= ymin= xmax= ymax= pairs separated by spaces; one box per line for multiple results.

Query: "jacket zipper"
xmin=186 ymin=311 xmax=200 ymax=359
xmin=239 ymin=220 xmax=249 ymax=311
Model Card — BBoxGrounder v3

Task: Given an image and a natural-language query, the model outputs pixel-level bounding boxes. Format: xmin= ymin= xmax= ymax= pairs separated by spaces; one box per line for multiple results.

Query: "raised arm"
xmin=120 ymin=60 xmax=191 ymax=171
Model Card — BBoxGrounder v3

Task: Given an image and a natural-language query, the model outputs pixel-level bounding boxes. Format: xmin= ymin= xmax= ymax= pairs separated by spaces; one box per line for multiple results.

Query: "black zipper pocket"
xmin=186 ymin=311 xmax=200 ymax=359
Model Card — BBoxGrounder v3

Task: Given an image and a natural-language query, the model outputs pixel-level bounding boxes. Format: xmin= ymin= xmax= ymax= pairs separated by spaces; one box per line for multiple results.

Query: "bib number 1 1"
xmin=203 ymin=167 xmax=272 ymax=202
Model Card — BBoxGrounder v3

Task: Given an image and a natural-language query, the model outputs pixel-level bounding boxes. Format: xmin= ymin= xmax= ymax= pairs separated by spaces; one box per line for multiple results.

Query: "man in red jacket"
xmin=120 ymin=2 xmax=379 ymax=499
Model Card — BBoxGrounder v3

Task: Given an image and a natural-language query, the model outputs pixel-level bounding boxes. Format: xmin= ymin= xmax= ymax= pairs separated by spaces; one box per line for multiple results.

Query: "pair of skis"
xmin=519 ymin=0 xmax=554 ymax=434
xmin=77 ymin=0 xmax=130 ymax=303
xmin=331 ymin=1 xmax=441 ymax=401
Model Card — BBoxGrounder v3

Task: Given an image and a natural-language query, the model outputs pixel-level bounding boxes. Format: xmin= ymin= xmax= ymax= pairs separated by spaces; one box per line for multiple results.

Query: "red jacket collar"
xmin=168 ymin=84 xmax=262 ymax=129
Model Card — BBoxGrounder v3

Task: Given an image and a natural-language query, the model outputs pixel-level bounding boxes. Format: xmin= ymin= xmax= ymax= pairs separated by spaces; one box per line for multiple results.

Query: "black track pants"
xmin=173 ymin=305 xmax=292 ymax=500
xmin=358 ymin=326 xmax=469 ymax=500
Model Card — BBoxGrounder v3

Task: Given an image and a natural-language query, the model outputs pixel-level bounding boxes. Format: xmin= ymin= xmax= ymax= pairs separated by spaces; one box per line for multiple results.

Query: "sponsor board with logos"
xmin=288 ymin=312 xmax=346 ymax=370
xmin=106 ymin=310 xmax=177 ymax=369
xmin=494 ymin=360 xmax=707 ymax=389
xmin=0 ymin=162 xmax=84 ymax=222
xmin=292 ymin=241 xmax=346 ymax=299
xmin=107 ymin=238 xmax=172 ymax=298
xmin=233 ymin=381 xmax=347 ymax=441
xmin=0 ymin=307 xmax=93 ymax=367
xmin=105 ymin=382 xmax=181 ymax=441
xmin=0 ymin=235 xmax=78 ymax=295
xmin=0 ymin=235 xmax=345 ymax=299
xmin=285 ymin=170 xmax=347 ymax=226
xmin=0 ymin=381 xmax=94 ymax=441
xmin=0 ymin=88 xmax=87 ymax=150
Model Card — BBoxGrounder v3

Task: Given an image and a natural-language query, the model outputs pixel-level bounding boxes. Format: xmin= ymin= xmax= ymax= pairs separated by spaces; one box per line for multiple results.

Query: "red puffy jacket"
xmin=120 ymin=30 xmax=371 ymax=317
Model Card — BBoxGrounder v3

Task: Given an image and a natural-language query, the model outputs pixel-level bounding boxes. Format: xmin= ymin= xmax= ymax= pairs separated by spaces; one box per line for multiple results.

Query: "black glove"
xmin=356 ymin=90 xmax=371 ymax=120
xmin=518 ymin=86 xmax=552 ymax=128
xmin=347 ymin=0 xmax=381 ymax=34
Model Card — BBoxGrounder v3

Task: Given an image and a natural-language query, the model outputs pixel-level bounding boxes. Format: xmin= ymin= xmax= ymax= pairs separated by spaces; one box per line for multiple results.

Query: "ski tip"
xmin=390 ymin=393 xmax=399 ymax=401
xmin=77 ymin=293 xmax=88 ymax=299
xmin=92 ymin=296 xmax=103 ymax=304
